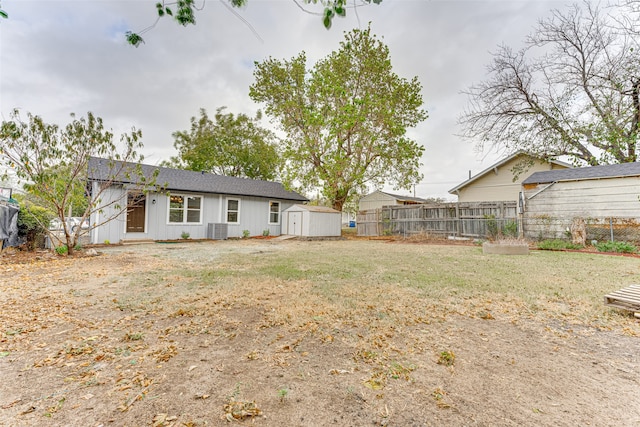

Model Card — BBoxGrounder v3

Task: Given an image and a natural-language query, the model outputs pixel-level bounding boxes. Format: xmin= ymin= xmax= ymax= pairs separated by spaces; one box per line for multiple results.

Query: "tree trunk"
xmin=629 ymin=77 xmax=640 ymax=162
xmin=65 ymin=232 xmax=75 ymax=256
xmin=331 ymin=188 xmax=349 ymax=212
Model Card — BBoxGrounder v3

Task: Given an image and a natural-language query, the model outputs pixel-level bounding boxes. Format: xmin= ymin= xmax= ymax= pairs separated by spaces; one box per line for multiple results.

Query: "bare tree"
xmin=0 ymin=110 xmax=156 ymax=254
xmin=459 ymin=2 xmax=640 ymax=166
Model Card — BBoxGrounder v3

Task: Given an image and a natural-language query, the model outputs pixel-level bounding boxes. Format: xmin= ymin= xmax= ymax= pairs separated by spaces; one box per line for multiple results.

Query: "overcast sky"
xmin=0 ymin=0 xmax=571 ymax=200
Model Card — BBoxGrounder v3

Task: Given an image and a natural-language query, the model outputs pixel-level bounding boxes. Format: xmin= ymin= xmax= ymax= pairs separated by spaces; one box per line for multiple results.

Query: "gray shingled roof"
xmin=379 ymin=191 xmax=428 ymax=203
xmin=87 ymin=157 xmax=308 ymax=202
xmin=522 ymin=162 xmax=640 ymax=185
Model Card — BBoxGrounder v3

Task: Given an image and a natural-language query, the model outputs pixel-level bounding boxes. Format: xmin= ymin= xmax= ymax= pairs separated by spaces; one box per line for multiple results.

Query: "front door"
xmin=126 ymin=192 xmax=146 ymax=233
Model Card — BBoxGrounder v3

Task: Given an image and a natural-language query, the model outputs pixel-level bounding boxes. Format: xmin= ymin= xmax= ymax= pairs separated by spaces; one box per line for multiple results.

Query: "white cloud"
xmin=0 ymin=0 xmax=568 ymax=197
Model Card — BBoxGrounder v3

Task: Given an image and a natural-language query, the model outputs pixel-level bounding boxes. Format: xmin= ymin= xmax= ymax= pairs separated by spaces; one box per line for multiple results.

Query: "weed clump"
xmin=437 ymin=350 xmax=455 ymax=367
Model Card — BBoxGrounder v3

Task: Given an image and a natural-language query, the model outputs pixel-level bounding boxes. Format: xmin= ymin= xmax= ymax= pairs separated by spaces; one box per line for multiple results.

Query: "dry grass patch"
xmin=1 ymin=240 xmax=639 ymax=426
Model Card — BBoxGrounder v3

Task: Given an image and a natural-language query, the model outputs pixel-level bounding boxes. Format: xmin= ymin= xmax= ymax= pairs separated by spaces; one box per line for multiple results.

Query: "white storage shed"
xmin=282 ymin=204 xmax=342 ymax=237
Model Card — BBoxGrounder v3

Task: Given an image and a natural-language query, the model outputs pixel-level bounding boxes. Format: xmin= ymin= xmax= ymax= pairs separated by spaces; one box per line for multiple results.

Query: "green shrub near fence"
xmin=595 ymin=241 xmax=637 ymax=254
xmin=537 ymin=239 xmax=584 ymax=251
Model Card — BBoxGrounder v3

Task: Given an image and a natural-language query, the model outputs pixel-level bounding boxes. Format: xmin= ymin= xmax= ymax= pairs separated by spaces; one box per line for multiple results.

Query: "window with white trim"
xmin=226 ymin=198 xmax=240 ymax=223
xmin=169 ymin=194 xmax=202 ymax=223
xmin=269 ymin=201 xmax=280 ymax=224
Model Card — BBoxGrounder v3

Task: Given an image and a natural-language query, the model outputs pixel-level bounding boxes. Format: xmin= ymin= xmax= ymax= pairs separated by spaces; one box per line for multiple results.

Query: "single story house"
xmin=449 ymin=151 xmax=571 ymax=203
xmin=521 ymin=162 xmax=640 ymax=240
xmin=358 ymin=190 xmax=427 ymax=211
xmin=87 ymin=157 xmax=308 ymax=244
xmin=282 ymin=204 xmax=342 ymax=237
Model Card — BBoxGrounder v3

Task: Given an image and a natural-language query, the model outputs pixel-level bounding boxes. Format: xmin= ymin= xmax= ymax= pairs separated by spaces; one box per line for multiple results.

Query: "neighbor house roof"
xmin=87 ymin=157 xmax=308 ymax=202
xmin=522 ymin=162 xmax=640 ymax=185
xmin=449 ymin=151 xmax=571 ymax=194
xmin=367 ymin=190 xmax=427 ymax=203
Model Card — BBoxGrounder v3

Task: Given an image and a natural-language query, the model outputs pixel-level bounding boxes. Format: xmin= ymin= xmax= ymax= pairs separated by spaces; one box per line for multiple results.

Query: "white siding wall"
xmin=359 ymin=192 xmax=398 ymax=211
xmin=307 ymin=212 xmax=341 ymax=236
xmin=524 ymin=177 xmax=640 ymax=218
xmin=89 ymin=183 xmax=128 ymax=244
xmin=145 ymin=192 xmax=220 ymax=240
xmin=223 ymin=196 xmax=292 ymax=238
xmin=91 ymin=183 xmax=294 ymax=242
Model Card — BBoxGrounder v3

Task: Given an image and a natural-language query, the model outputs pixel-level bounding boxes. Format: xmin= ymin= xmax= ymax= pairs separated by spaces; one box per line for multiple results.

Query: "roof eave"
xmin=524 ymin=173 xmax=640 ymax=186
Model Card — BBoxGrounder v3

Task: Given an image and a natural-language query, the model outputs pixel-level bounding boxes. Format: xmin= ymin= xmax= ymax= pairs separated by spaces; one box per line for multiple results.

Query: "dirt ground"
xmin=1 ymin=239 xmax=639 ymax=427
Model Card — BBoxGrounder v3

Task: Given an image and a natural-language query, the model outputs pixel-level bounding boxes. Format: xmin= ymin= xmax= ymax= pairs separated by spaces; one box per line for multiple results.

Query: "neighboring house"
xmin=87 ymin=157 xmax=308 ymax=244
xmin=358 ymin=190 xmax=427 ymax=211
xmin=522 ymin=162 xmax=640 ymax=220
xmin=449 ymin=151 xmax=571 ymax=203
xmin=282 ymin=204 xmax=342 ymax=237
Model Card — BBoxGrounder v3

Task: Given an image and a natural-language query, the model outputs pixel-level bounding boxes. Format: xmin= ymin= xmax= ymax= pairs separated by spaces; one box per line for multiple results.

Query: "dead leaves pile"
xmin=222 ymin=399 xmax=262 ymax=421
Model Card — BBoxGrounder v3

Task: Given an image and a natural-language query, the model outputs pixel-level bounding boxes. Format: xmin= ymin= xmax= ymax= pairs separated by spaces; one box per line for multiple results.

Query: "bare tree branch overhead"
xmin=459 ymin=1 xmax=640 ymax=166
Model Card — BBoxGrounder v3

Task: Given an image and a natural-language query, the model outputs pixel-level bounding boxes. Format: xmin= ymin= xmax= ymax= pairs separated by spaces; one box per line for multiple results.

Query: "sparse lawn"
xmin=1 ymin=240 xmax=639 ymax=426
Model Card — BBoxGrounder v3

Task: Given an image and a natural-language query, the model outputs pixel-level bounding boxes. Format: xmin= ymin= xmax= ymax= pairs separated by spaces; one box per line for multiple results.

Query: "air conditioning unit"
xmin=207 ymin=223 xmax=228 ymax=240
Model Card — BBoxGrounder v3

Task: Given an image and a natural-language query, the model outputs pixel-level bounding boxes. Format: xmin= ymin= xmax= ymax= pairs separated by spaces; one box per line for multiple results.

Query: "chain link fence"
xmin=522 ymin=216 xmax=640 ymax=244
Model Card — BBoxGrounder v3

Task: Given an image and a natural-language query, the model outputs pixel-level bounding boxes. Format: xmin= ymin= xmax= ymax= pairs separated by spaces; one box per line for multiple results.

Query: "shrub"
xmin=595 ymin=241 xmax=637 ymax=254
xmin=537 ymin=239 xmax=584 ymax=251
xmin=484 ymin=215 xmax=499 ymax=240
xmin=17 ymin=204 xmax=55 ymax=250
xmin=242 ymin=230 xmax=250 ymax=239
xmin=262 ymin=229 xmax=270 ymax=237
xmin=181 ymin=231 xmax=190 ymax=239
xmin=55 ymin=245 xmax=68 ymax=255
xmin=503 ymin=221 xmax=518 ymax=238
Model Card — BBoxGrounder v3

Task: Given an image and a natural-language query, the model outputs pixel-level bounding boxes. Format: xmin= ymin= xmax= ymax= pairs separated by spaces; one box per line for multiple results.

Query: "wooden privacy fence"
xmin=357 ymin=202 xmax=518 ymax=238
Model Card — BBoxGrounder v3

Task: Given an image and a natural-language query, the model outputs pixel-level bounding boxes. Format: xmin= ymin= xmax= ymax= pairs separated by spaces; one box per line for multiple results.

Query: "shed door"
xmin=126 ymin=192 xmax=146 ymax=233
xmin=287 ymin=211 xmax=303 ymax=236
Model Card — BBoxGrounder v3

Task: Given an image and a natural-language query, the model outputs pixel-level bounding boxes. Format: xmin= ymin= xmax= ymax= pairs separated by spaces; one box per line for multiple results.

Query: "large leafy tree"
xmin=0 ymin=110 xmax=153 ymax=255
xmin=250 ymin=26 xmax=427 ymax=211
xmin=163 ymin=107 xmax=281 ymax=181
xmin=459 ymin=2 xmax=640 ymax=166
xmin=126 ymin=0 xmax=382 ymax=46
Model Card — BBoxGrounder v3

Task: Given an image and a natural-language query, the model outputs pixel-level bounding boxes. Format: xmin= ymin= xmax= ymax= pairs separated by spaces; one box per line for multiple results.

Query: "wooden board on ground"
xmin=604 ymin=284 xmax=640 ymax=313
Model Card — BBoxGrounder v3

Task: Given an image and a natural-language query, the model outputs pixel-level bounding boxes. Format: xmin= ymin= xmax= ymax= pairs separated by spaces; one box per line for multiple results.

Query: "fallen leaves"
xmin=223 ymin=399 xmax=262 ymax=421
xmin=152 ymin=413 xmax=178 ymax=426
xmin=151 ymin=345 xmax=178 ymax=363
